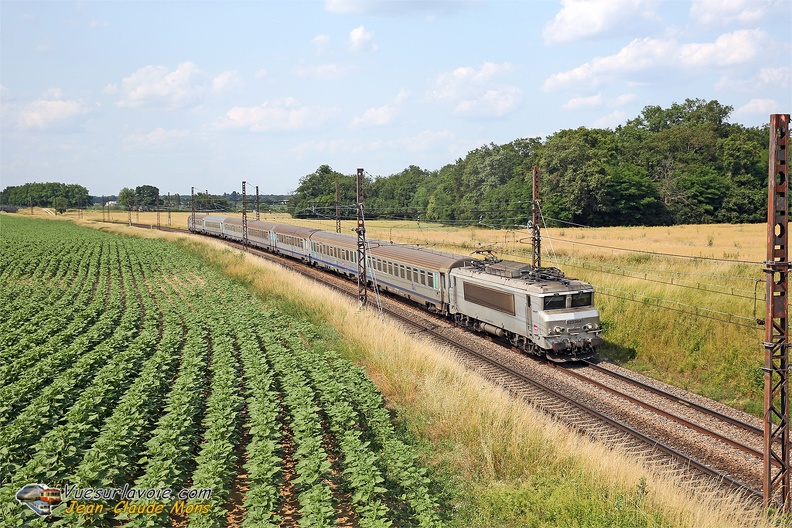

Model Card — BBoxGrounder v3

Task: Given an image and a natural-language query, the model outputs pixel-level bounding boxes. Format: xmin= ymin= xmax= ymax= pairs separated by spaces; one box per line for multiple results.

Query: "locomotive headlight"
xmin=553 ymin=326 xmax=563 ymax=334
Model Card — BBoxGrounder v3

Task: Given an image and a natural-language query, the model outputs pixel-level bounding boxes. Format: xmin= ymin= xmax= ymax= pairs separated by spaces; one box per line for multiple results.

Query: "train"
xmin=188 ymin=214 xmax=603 ymax=362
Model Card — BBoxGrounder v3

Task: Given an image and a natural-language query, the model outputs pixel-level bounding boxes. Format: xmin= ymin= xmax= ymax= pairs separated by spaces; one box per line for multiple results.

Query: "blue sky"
xmin=1 ymin=0 xmax=790 ymax=197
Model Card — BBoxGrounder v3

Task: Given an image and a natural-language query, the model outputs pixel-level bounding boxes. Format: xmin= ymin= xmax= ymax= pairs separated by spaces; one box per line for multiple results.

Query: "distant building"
xmin=105 ymin=201 xmax=117 ymax=207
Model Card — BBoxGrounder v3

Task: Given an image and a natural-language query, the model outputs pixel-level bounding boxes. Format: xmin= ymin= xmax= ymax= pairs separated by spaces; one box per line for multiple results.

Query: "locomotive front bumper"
xmin=549 ymin=335 xmax=604 ymax=352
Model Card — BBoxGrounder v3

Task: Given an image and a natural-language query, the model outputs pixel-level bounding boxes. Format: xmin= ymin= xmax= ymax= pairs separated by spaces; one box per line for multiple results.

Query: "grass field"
xmin=53 ymin=206 xmax=768 ymax=415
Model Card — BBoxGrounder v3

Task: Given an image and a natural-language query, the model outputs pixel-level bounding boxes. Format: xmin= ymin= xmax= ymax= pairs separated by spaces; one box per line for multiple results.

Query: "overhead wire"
xmin=271 ymin=208 xmax=770 ymax=330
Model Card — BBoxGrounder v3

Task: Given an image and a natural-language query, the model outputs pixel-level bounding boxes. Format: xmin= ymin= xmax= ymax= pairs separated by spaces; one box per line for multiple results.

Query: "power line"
xmin=538 ymin=236 xmax=763 ymax=265
xmin=596 ymin=288 xmax=762 ymax=330
xmin=559 ymin=259 xmax=764 ymax=302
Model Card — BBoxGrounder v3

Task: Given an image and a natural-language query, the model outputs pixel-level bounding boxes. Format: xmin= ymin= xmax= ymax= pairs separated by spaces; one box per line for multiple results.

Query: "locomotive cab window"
xmin=571 ymin=292 xmax=592 ymax=307
xmin=544 ymin=294 xmax=566 ymax=310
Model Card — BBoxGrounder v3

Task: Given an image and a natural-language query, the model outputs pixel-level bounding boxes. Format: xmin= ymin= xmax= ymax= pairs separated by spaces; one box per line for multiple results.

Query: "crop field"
xmin=0 ymin=215 xmax=441 ymax=527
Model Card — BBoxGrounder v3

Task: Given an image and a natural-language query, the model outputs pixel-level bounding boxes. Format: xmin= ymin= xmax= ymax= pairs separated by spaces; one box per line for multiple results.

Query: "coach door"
xmin=526 ymin=295 xmax=533 ymax=336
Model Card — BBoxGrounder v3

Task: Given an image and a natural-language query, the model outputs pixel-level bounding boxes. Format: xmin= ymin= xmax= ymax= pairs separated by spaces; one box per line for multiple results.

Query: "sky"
xmin=1 ymin=0 xmax=790 ymax=198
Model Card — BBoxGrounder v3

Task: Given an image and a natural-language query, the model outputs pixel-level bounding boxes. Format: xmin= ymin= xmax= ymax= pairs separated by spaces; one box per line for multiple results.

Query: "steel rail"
xmin=380 ymin=307 xmax=764 ymax=502
xmin=557 ymin=363 xmax=767 ymax=464
xmin=581 ymin=360 xmax=764 ymax=435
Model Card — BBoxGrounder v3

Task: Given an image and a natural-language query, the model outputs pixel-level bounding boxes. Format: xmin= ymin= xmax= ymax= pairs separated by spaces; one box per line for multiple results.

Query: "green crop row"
xmin=0 ymin=215 xmax=441 ymax=527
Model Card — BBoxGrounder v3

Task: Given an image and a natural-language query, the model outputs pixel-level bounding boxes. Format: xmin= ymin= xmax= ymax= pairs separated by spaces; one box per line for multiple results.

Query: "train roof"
xmin=310 ymin=230 xmax=359 ymax=249
xmin=455 ymin=264 xmax=594 ymax=294
xmin=368 ymin=242 xmax=475 ymax=273
xmin=270 ymin=223 xmax=322 ymax=238
xmin=202 ymin=215 xmax=227 ymax=223
xmin=311 ymin=230 xmax=473 ymax=272
xmin=223 ymin=217 xmax=281 ymax=231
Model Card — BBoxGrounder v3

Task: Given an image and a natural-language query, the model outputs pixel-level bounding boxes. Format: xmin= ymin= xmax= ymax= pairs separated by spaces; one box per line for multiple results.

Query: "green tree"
xmin=52 ymin=197 xmax=69 ymax=214
xmin=540 ymin=127 xmax=616 ymax=227
xmin=289 ymin=165 xmax=358 ymax=218
xmin=118 ymin=187 xmax=136 ymax=210
xmin=135 ymin=185 xmax=160 ymax=210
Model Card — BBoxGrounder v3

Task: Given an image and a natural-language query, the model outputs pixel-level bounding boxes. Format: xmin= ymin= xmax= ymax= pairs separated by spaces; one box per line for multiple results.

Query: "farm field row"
xmin=0 ymin=215 xmax=440 ymax=527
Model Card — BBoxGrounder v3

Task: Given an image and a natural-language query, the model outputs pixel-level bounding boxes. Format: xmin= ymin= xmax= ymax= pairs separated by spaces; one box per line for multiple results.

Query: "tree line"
xmin=289 ymin=99 xmax=770 ymax=227
xmin=0 ymin=183 xmax=91 ymax=214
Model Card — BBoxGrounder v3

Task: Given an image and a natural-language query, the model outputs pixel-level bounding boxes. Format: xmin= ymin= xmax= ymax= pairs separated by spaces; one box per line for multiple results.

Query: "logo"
xmin=16 ymin=483 xmax=62 ymax=517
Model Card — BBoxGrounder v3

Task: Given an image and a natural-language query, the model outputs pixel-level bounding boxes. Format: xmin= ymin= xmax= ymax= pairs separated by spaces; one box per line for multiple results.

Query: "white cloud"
xmin=313 ymin=34 xmax=331 ymax=54
xmin=453 ymin=87 xmax=522 ymax=117
xmin=390 ymin=129 xmax=454 ymax=152
xmin=716 ymin=65 xmax=791 ymax=93
xmin=543 ymin=0 xmax=658 ymax=45
xmin=325 ymin=0 xmax=479 ymax=16
xmin=429 ymin=62 xmax=521 ymax=117
xmin=292 ymin=62 xmax=351 ymax=80
xmin=593 ymin=110 xmax=628 ymax=128
xmin=677 ymin=29 xmax=765 ymax=67
xmin=562 ymin=94 xmax=602 ymax=110
xmin=216 ymin=97 xmax=339 ymax=132
xmin=107 ymin=62 xmax=207 ymax=110
xmin=351 ymin=90 xmax=409 ymax=127
xmin=349 ymin=26 xmax=377 ymax=52
xmin=254 ymin=69 xmax=269 ymax=79
xmin=124 ymin=127 xmax=190 ymax=147
xmin=691 ymin=0 xmax=780 ymax=28
xmin=17 ymin=96 xmax=90 ymax=130
xmin=734 ymin=98 xmax=782 ymax=118
xmin=610 ymin=93 xmax=638 ymax=106
xmin=211 ymin=71 xmax=244 ymax=94
xmin=757 ymin=66 xmax=792 ymax=87
xmin=543 ymin=30 xmax=768 ymax=91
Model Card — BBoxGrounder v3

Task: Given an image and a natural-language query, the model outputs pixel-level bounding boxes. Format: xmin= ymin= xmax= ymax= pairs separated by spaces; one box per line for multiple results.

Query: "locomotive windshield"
xmin=543 ymin=294 xmax=565 ymax=310
xmin=571 ymin=292 xmax=593 ymax=307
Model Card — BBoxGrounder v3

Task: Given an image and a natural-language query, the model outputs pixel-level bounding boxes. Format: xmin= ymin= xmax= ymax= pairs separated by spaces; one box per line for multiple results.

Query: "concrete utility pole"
xmin=356 ymin=168 xmax=367 ymax=307
xmin=256 ymin=185 xmax=260 ymax=221
xmin=764 ymin=113 xmax=790 ymax=512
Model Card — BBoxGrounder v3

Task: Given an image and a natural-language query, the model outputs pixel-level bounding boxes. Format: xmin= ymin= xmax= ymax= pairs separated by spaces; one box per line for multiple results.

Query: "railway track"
xmin=131 ymin=222 xmax=770 ymax=507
